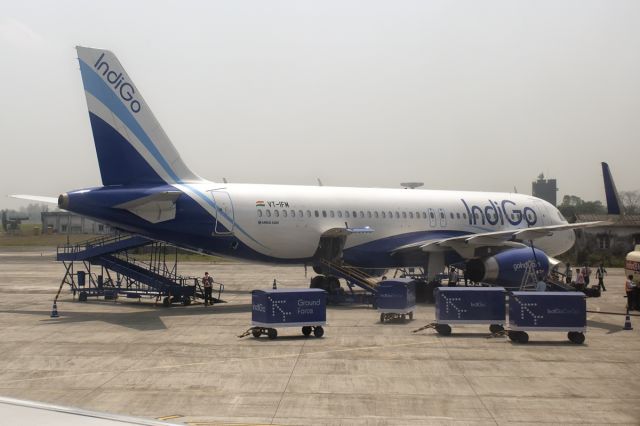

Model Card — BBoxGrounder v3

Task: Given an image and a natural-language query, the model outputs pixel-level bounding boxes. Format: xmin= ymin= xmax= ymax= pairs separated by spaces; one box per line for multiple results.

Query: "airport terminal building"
xmin=41 ymin=211 xmax=113 ymax=235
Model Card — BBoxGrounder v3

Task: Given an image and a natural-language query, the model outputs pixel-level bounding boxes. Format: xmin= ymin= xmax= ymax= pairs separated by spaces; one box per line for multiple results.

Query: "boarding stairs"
xmin=319 ymin=258 xmax=380 ymax=295
xmin=55 ymin=233 xmax=222 ymax=305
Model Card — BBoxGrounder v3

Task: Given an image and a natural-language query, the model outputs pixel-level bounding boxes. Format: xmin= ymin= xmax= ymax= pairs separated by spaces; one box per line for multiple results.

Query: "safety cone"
xmin=623 ymin=309 xmax=633 ymax=330
xmin=50 ymin=302 xmax=59 ymax=318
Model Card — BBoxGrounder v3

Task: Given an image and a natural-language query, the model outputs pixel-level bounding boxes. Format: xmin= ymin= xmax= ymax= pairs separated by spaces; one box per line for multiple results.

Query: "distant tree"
xmin=558 ymin=195 xmax=606 ymax=218
xmin=17 ymin=203 xmax=49 ymax=223
xmin=620 ymin=190 xmax=640 ymax=215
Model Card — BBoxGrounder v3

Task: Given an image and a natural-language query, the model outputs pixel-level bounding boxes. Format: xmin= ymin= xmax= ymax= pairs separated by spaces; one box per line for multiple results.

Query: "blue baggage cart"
xmin=434 ymin=287 xmax=506 ymax=335
xmin=377 ymin=279 xmax=416 ymax=323
xmin=250 ymin=288 xmax=326 ymax=339
xmin=508 ymin=291 xmax=586 ymax=344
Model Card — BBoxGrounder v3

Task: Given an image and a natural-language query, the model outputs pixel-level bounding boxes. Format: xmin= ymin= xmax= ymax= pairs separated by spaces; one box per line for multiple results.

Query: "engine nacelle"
xmin=465 ymin=247 xmax=550 ymax=287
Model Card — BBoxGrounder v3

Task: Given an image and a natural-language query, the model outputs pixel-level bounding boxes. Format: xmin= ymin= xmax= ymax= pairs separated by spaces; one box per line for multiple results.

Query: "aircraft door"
xmin=210 ymin=191 xmax=235 ymax=234
xmin=438 ymin=208 xmax=447 ymax=227
xmin=428 ymin=208 xmax=436 ymax=227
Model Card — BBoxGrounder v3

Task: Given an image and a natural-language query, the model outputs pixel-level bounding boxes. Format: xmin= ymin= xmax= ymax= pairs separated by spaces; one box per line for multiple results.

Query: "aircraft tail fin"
xmin=601 ymin=162 xmax=622 ymax=215
xmin=76 ymin=46 xmax=200 ymax=186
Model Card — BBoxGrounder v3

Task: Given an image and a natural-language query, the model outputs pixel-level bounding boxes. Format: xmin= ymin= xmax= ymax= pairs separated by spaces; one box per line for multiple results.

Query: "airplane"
xmin=14 ymin=46 xmax=615 ymax=292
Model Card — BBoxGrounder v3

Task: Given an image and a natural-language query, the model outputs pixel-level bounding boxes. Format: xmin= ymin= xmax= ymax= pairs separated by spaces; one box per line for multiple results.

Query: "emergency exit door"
xmin=210 ymin=191 xmax=235 ymax=234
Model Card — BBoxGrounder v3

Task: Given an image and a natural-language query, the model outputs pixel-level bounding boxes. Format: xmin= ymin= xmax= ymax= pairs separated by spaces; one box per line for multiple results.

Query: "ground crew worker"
xmin=448 ymin=267 xmax=458 ymax=287
xmin=596 ymin=263 xmax=607 ymax=291
xmin=203 ymin=271 xmax=213 ymax=306
xmin=625 ymin=275 xmax=636 ymax=311
xmin=565 ymin=263 xmax=573 ymax=284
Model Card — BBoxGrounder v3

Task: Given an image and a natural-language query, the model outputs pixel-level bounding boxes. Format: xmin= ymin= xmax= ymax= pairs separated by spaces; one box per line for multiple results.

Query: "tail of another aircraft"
xmin=601 ymin=162 xmax=622 ymax=215
xmin=76 ymin=46 xmax=200 ymax=186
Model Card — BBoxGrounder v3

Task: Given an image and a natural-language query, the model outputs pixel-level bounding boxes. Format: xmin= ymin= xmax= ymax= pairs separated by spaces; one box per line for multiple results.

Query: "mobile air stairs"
xmin=313 ymin=258 xmax=380 ymax=305
xmin=55 ymin=233 xmax=224 ymax=307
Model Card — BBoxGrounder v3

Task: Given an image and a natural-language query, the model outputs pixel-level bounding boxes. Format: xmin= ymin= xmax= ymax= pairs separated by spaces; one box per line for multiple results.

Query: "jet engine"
xmin=465 ymin=247 xmax=551 ymax=287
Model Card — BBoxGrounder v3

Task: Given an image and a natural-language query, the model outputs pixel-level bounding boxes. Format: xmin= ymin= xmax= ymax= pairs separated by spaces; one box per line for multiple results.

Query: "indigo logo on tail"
xmin=94 ymin=53 xmax=142 ymax=114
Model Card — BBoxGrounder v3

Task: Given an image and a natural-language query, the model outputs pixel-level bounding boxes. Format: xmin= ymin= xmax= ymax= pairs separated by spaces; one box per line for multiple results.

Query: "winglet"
xmin=601 ymin=162 xmax=622 ymax=215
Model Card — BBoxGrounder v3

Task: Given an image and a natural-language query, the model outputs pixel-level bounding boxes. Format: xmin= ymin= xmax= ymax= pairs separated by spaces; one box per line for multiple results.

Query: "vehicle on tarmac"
xmin=15 ymin=47 xmax=615 ymax=290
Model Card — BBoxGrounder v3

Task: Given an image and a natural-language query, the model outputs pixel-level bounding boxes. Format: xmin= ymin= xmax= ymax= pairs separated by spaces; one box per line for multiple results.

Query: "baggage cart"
xmin=508 ymin=291 xmax=586 ymax=344
xmin=377 ymin=279 xmax=416 ymax=323
xmin=249 ymin=288 xmax=326 ymax=339
xmin=434 ymin=287 xmax=506 ymax=335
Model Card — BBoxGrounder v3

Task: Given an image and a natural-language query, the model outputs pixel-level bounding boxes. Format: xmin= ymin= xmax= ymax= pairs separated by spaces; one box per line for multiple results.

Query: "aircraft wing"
xmin=392 ymin=221 xmax=606 ymax=258
xmin=10 ymin=194 xmax=59 ymax=205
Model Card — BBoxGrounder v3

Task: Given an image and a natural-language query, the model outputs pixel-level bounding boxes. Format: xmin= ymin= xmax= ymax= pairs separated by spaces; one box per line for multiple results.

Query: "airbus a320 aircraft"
xmin=16 ymin=47 xmax=613 ymax=290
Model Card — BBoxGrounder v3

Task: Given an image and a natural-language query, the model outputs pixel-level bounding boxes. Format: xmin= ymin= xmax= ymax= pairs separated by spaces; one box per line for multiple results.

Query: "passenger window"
xmin=282 ymin=210 xmax=287 ymax=217
xmin=314 ymin=210 xmax=319 ymax=218
xmin=395 ymin=212 xmax=400 ymax=219
xmin=367 ymin=211 xmax=372 ymax=218
xmin=402 ymin=212 xmax=407 ymax=219
xmin=322 ymin=210 xmax=327 ymax=218
xmin=330 ymin=210 xmax=335 ymax=218
xmin=462 ymin=213 xmax=467 ymax=219
xmin=306 ymin=210 xmax=311 ymax=218
xmin=359 ymin=211 xmax=364 ymax=218
xmin=382 ymin=211 xmax=386 ymax=219
xmin=430 ymin=212 xmax=435 ymax=219
xmin=352 ymin=211 xmax=356 ymax=218
xmin=291 ymin=209 xmax=295 ymax=217
xmin=440 ymin=212 xmax=445 ymax=219
xmin=422 ymin=212 xmax=427 ymax=219
xmin=409 ymin=212 xmax=414 ymax=219
xmin=298 ymin=210 xmax=303 ymax=217
xmin=258 ymin=210 xmax=263 ymax=217
xmin=274 ymin=210 xmax=280 ymax=217
xmin=388 ymin=211 xmax=393 ymax=218
xmin=337 ymin=211 xmax=343 ymax=218
xmin=456 ymin=213 xmax=460 ymax=219
xmin=450 ymin=212 xmax=454 ymax=219
xmin=266 ymin=210 xmax=272 ymax=217
xmin=345 ymin=211 xmax=350 ymax=218
xmin=374 ymin=211 xmax=379 ymax=218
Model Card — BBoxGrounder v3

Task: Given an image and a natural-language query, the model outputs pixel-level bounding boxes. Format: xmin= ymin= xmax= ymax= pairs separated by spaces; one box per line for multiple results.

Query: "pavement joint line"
xmin=270 ymin=336 xmax=305 ymax=424
xmin=0 ymin=340 xmax=435 ymax=384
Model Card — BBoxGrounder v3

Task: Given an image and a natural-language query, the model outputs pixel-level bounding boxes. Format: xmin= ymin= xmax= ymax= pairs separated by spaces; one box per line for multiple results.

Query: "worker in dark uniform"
xmin=595 ymin=263 xmax=607 ymax=291
xmin=203 ymin=271 xmax=213 ymax=306
xmin=625 ymin=275 xmax=636 ymax=311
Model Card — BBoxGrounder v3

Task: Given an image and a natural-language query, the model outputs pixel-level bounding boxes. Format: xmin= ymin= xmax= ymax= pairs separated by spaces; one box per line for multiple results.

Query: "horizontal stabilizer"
xmin=115 ymin=191 xmax=180 ymax=224
xmin=10 ymin=195 xmax=59 ymax=205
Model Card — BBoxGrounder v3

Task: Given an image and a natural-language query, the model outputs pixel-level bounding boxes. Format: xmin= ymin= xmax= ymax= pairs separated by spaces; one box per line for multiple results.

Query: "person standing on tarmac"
xmin=565 ymin=263 xmax=573 ymax=284
xmin=596 ymin=263 xmax=607 ymax=291
xmin=203 ymin=271 xmax=213 ymax=306
xmin=582 ymin=264 xmax=592 ymax=286
xmin=625 ymin=275 xmax=636 ymax=311
xmin=536 ymin=273 xmax=547 ymax=292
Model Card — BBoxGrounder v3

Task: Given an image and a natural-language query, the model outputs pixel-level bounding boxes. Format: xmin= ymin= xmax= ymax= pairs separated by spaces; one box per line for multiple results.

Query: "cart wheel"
xmin=435 ymin=324 xmax=451 ymax=336
xmin=267 ymin=328 xmax=277 ymax=339
xmin=182 ymin=297 xmax=191 ymax=306
xmin=302 ymin=326 xmax=312 ymax=337
xmin=489 ymin=324 xmax=504 ymax=334
xmin=313 ymin=326 xmax=324 ymax=338
xmin=252 ymin=328 xmax=262 ymax=338
xmin=78 ymin=292 xmax=88 ymax=302
xmin=380 ymin=313 xmax=385 ymax=323
xmin=162 ymin=297 xmax=171 ymax=307
xmin=568 ymin=332 xmax=585 ymax=344
xmin=409 ymin=312 xmax=414 ymax=320
xmin=510 ymin=331 xmax=528 ymax=344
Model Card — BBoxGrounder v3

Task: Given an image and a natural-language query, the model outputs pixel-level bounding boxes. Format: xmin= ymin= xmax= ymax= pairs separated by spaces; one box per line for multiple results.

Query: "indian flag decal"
xmin=256 ymin=201 xmax=265 ymax=207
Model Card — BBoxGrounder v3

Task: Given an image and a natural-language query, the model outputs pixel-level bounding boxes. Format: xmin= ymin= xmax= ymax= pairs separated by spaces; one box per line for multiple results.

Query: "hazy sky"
xmin=1 ymin=1 xmax=639 ymax=210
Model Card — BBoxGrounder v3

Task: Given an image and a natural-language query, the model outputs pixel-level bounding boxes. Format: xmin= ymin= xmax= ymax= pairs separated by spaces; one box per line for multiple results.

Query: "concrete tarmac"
xmin=1 ymin=249 xmax=639 ymax=425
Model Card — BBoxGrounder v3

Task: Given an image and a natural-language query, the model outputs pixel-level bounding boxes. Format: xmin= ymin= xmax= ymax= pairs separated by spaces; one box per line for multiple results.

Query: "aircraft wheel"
xmin=510 ymin=331 xmax=528 ymax=343
xmin=435 ymin=324 xmax=451 ymax=336
xmin=302 ymin=326 xmax=312 ymax=337
xmin=78 ymin=291 xmax=88 ymax=302
xmin=314 ymin=326 xmax=324 ymax=338
xmin=489 ymin=324 xmax=504 ymax=334
xmin=267 ymin=328 xmax=278 ymax=340
xmin=182 ymin=297 xmax=191 ymax=306
xmin=310 ymin=275 xmax=325 ymax=289
xmin=401 ymin=314 xmax=406 ymax=322
xmin=568 ymin=332 xmax=585 ymax=344
xmin=252 ymin=329 xmax=262 ymax=338
xmin=163 ymin=297 xmax=171 ymax=307
xmin=380 ymin=313 xmax=385 ymax=323
xmin=409 ymin=312 xmax=414 ymax=320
